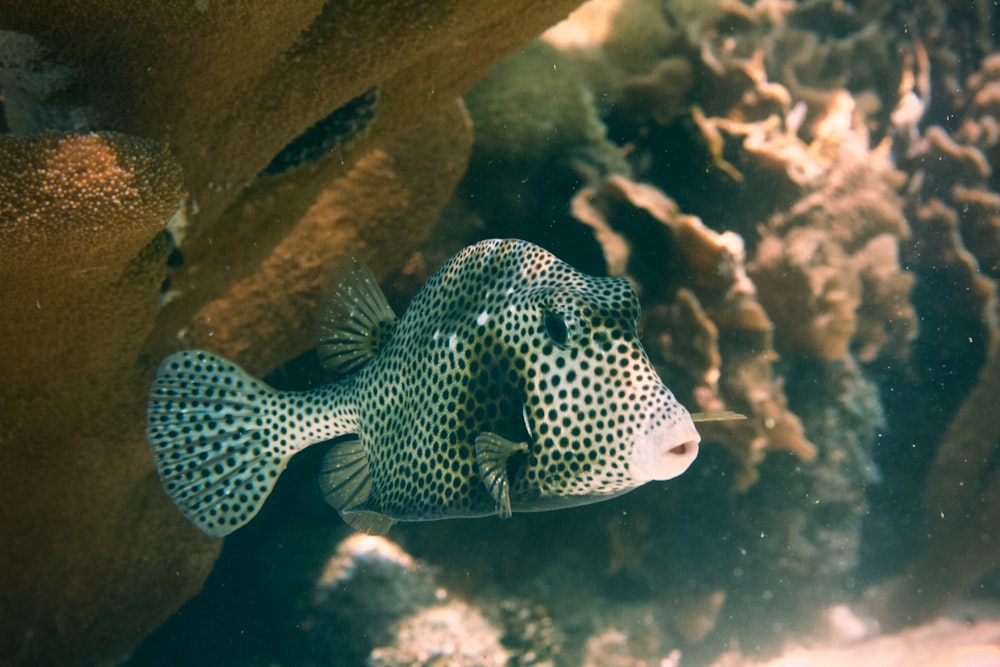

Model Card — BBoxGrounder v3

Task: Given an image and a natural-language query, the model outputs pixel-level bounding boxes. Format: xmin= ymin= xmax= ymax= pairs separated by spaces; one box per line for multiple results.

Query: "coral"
xmin=568 ymin=176 xmax=885 ymax=646
xmin=0 ymin=109 xmax=471 ymax=666
xmin=177 ymin=99 xmax=474 ymax=374
xmin=711 ymin=96 xmax=915 ymax=363
xmin=201 ymin=530 xmax=511 ymax=667
xmin=16 ymin=2 xmax=995 ymax=666
xmin=0 ymin=0 xmax=585 ymax=205
xmin=304 ymin=533 xmax=445 ymax=664
xmin=0 ymin=132 xmax=224 ymax=666
xmin=570 ymin=173 xmax=815 ymax=490
xmin=456 ymin=38 xmax=631 ymax=253
xmin=864 ymin=51 xmax=1000 ymax=630
xmin=497 ymin=599 xmax=565 ymax=665
xmin=897 ymin=123 xmax=998 ymax=354
xmin=928 ymin=53 xmax=1000 ymax=281
xmin=0 ymin=2 xmax=589 ymax=665
xmin=871 ymin=339 xmax=1000 ymax=629
xmin=421 ymin=0 xmax=909 ymax=657
xmin=0 ymin=1 xmax=591 ymax=345
xmin=710 ymin=606 xmax=1000 ymax=667
xmin=368 ymin=603 xmax=509 ymax=667
xmin=464 ymin=40 xmax=624 ymax=171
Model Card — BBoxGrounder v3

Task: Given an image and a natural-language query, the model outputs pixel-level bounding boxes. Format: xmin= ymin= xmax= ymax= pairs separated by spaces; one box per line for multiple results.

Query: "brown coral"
xmin=0 ymin=2 xmax=590 ymax=664
xmin=180 ymin=100 xmax=474 ymax=374
xmin=1 ymin=0 xmax=589 ymax=360
xmin=570 ymin=174 xmax=815 ymax=490
xmin=705 ymin=89 xmax=916 ymax=363
xmin=868 ymin=52 xmax=1000 ymax=631
xmin=0 ymin=131 xmax=222 ymax=666
xmin=872 ymin=339 xmax=1000 ymax=630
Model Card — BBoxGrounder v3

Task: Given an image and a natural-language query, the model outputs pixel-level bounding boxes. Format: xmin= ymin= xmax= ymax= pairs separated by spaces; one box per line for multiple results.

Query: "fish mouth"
xmin=628 ymin=417 xmax=701 ymax=483
xmin=667 ymin=441 xmax=694 ymax=457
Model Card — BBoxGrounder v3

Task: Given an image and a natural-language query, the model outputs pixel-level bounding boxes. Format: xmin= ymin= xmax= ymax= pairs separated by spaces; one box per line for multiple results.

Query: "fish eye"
xmin=543 ymin=311 xmax=569 ymax=346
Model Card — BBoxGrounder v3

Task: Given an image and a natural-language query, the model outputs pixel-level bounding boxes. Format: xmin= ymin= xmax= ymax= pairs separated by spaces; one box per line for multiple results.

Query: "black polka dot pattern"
xmin=146 ymin=351 xmax=358 ymax=537
xmin=343 ymin=239 xmax=699 ymax=519
xmin=146 ymin=239 xmax=700 ymax=536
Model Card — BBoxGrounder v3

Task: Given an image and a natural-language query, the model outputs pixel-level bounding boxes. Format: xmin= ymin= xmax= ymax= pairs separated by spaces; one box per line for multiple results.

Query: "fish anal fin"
xmin=342 ymin=510 xmax=396 ymax=536
xmin=319 ymin=438 xmax=396 ymax=534
xmin=474 ymin=432 xmax=529 ymax=519
xmin=317 ymin=256 xmax=398 ymax=376
xmin=319 ymin=436 xmax=373 ymax=511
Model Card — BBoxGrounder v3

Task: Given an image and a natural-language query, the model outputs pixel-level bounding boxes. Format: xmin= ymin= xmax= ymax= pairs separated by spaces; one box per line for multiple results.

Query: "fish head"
xmin=502 ymin=251 xmax=701 ymax=507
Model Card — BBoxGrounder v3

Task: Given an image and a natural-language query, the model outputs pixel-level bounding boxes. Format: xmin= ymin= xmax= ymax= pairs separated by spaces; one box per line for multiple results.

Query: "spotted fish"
xmin=147 ymin=239 xmax=708 ymax=537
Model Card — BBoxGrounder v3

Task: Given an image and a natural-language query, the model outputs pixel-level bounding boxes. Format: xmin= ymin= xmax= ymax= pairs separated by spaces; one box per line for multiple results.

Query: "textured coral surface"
xmin=0 ymin=2 xmax=583 ymax=666
xmin=0 ymin=131 xmax=217 ymax=665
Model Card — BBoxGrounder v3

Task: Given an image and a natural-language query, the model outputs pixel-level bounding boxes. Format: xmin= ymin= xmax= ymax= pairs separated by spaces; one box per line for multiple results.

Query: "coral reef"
xmin=0 ymin=2 xmax=587 ymax=665
xmin=305 ymin=534 xmax=454 ymax=663
xmin=374 ymin=0 xmax=989 ymax=660
xmin=564 ymin=169 xmax=886 ymax=646
xmin=178 ymin=100 xmax=473 ymax=374
xmin=0 ymin=131 xmax=221 ymax=665
xmin=869 ymin=339 xmax=1000 ymax=631
xmin=463 ymin=40 xmax=628 ymax=175
xmin=570 ymin=173 xmax=816 ymax=490
xmin=369 ymin=603 xmax=509 ymax=667
xmin=6 ymin=0 xmax=1000 ymax=666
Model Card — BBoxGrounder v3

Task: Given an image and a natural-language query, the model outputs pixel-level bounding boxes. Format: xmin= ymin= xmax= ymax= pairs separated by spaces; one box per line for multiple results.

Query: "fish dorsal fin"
xmin=319 ymin=437 xmax=395 ymax=535
xmin=317 ymin=256 xmax=397 ymax=376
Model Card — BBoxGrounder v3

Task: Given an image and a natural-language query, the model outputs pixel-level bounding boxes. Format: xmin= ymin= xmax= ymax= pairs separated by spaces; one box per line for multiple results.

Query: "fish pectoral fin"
xmin=474 ymin=432 xmax=528 ymax=520
xmin=341 ymin=510 xmax=396 ymax=536
xmin=317 ymin=255 xmax=398 ymax=376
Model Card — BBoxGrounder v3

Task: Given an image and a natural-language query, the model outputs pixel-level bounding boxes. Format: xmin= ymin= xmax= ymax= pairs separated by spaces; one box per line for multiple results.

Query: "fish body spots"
xmin=147 ymin=239 xmax=700 ymax=537
xmin=349 ymin=239 xmax=699 ymax=519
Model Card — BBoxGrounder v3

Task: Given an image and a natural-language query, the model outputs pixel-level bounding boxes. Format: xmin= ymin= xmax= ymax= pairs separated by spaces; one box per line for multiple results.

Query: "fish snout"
xmin=628 ymin=405 xmax=701 ymax=483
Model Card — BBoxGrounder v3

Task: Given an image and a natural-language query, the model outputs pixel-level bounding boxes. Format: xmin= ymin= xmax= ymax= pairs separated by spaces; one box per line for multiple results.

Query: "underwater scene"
xmin=2 ymin=1 xmax=1000 ymax=666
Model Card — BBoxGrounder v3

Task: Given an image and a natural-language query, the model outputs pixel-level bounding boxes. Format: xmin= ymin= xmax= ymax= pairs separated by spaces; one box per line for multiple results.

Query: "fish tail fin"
xmin=146 ymin=350 xmax=303 ymax=537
